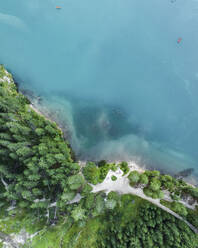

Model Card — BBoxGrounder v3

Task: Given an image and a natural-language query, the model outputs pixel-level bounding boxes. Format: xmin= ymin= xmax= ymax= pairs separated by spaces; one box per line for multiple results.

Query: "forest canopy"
xmin=0 ymin=65 xmax=81 ymax=217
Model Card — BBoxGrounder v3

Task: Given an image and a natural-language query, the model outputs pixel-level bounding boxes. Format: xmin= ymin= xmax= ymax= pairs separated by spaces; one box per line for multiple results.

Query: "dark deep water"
xmin=1 ymin=0 xmax=198 ymax=181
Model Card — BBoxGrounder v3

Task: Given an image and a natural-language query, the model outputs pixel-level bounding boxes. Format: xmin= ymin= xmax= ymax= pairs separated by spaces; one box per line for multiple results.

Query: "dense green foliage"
xmin=1 ymin=193 xmax=197 ymax=248
xmin=160 ymin=200 xmax=188 ymax=217
xmin=186 ymin=206 xmax=198 ymax=229
xmin=128 ymin=170 xmax=140 ymax=185
xmin=98 ymin=201 xmax=198 ymax=248
xmin=128 ymin=168 xmax=198 ymax=203
xmin=0 ymin=65 xmax=83 ymax=219
xmin=83 ymin=161 xmax=117 ymax=185
xmin=161 ymin=199 xmax=198 ymax=229
xmin=82 ymin=162 xmax=101 ymax=185
xmin=119 ymin=161 xmax=129 ymax=175
xmin=183 ymin=187 xmax=198 ymax=201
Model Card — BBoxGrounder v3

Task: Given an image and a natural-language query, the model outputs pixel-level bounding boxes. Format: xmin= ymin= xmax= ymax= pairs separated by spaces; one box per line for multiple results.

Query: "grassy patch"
xmin=0 ymin=207 xmax=45 ymax=235
xmin=115 ymin=194 xmax=144 ymax=225
xmin=31 ymin=218 xmax=72 ymax=248
xmin=31 ymin=194 xmax=144 ymax=247
xmin=31 ymin=216 xmax=102 ymax=248
xmin=67 ymin=217 xmax=102 ymax=248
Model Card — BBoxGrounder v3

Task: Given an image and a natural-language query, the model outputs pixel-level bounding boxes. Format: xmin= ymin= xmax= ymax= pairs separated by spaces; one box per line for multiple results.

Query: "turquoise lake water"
xmin=1 ymin=0 xmax=198 ymax=180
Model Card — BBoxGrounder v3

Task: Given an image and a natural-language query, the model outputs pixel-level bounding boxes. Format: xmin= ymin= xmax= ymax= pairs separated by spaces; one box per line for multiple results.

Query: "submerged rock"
xmin=174 ymin=168 xmax=194 ymax=179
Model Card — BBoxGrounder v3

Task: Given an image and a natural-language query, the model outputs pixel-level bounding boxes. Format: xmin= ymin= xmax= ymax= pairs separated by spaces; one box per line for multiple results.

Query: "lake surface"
xmin=1 ymin=0 xmax=198 ymax=181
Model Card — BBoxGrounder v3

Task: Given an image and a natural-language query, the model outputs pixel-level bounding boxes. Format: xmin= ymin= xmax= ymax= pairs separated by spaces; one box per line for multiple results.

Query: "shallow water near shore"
xmin=1 ymin=0 xmax=198 ymax=181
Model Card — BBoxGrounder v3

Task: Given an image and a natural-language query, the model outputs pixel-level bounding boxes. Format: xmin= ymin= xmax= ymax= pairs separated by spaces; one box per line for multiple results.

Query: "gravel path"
xmin=92 ymin=168 xmax=198 ymax=234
